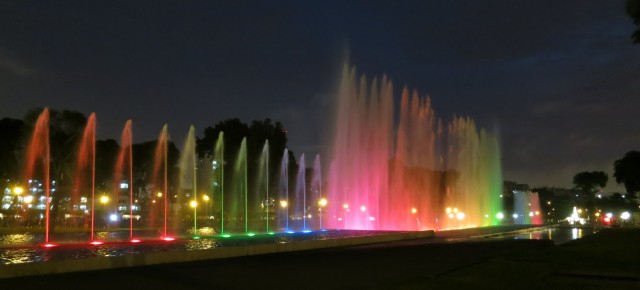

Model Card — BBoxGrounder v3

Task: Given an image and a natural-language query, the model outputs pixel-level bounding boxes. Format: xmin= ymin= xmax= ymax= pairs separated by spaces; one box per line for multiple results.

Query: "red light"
xmin=604 ymin=217 xmax=611 ymax=223
xmin=130 ymin=239 xmax=141 ymax=243
xmin=43 ymin=243 xmax=57 ymax=248
xmin=90 ymin=241 xmax=104 ymax=245
xmin=162 ymin=236 xmax=175 ymax=241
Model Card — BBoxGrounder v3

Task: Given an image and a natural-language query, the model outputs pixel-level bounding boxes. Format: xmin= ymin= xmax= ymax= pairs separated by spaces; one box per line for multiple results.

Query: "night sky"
xmin=1 ymin=1 xmax=638 ymax=192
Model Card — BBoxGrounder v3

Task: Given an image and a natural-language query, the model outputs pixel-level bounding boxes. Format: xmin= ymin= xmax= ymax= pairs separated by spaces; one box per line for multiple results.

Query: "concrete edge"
xmin=0 ymin=230 xmax=434 ymax=279
xmin=471 ymin=226 xmax=550 ymax=239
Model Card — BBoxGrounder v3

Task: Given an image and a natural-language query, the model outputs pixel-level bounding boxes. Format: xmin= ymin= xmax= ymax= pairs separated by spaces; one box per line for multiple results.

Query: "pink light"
xmin=43 ymin=243 xmax=57 ymax=248
xmin=162 ymin=237 xmax=175 ymax=241
xmin=130 ymin=239 xmax=142 ymax=243
xmin=89 ymin=241 xmax=104 ymax=245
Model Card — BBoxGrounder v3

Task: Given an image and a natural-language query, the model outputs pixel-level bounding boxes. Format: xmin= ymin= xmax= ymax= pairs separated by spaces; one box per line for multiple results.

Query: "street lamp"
xmin=13 ymin=186 xmax=24 ymax=195
xmin=318 ymin=198 xmax=327 ymax=230
xmin=190 ymin=200 xmax=198 ymax=237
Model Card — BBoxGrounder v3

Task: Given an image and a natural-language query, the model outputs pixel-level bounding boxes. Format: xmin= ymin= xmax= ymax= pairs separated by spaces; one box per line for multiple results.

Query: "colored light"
xmin=190 ymin=200 xmax=198 ymax=208
xmin=528 ymin=212 xmax=534 ymax=217
xmin=606 ymin=212 xmax=613 ymax=218
xmin=512 ymin=213 xmax=519 ymax=219
xmin=286 ymin=231 xmax=295 ymax=234
xmin=246 ymin=233 xmax=255 ymax=237
xmin=318 ymin=198 xmax=327 ymax=207
xmin=23 ymin=195 xmax=34 ymax=204
xmin=453 ymin=208 xmax=459 ymax=213
xmin=13 ymin=186 xmax=24 ymax=195
xmin=90 ymin=241 xmax=104 ymax=245
xmin=280 ymin=200 xmax=288 ymax=208
xmin=268 ymin=232 xmax=276 ymax=235
xmin=302 ymin=230 xmax=312 ymax=233
xmin=130 ymin=239 xmax=141 ymax=243
xmin=43 ymin=243 xmax=57 ymax=248
xmin=109 ymin=214 xmax=118 ymax=221
xmin=157 ymin=192 xmax=163 ymax=198
xmin=456 ymin=212 xmax=465 ymax=220
xmin=203 ymin=195 xmax=210 ymax=201
xmin=411 ymin=208 xmax=417 ymax=214
xmin=446 ymin=207 xmax=452 ymax=213
xmin=621 ymin=212 xmax=631 ymax=220
xmin=360 ymin=205 xmax=366 ymax=212
xmin=496 ymin=212 xmax=504 ymax=220
xmin=100 ymin=196 xmax=109 ymax=204
xmin=221 ymin=234 xmax=232 ymax=238
xmin=162 ymin=237 xmax=175 ymax=241
xmin=343 ymin=203 xmax=349 ymax=209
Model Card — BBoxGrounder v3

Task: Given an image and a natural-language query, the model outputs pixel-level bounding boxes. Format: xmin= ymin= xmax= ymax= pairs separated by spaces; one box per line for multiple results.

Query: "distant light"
xmin=157 ymin=192 xmax=163 ymax=198
xmin=109 ymin=214 xmax=118 ymax=222
xmin=130 ymin=239 xmax=141 ymax=243
xmin=13 ymin=186 xmax=24 ymax=195
xmin=621 ymin=212 xmax=631 ymax=220
xmin=411 ymin=208 xmax=417 ymax=214
xmin=43 ymin=243 xmax=57 ymax=248
xmin=369 ymin=216 xmax=376 ymax=221
xmin=448 ymin=213 xmax=454 ymax=218
xmin=606 ymin=212 xmax=613 ymax=218
xmin=280 ymin=200 xmax=288 ymax=208
xmin=456 ymin=212 xmax=465 ymax=220
xmin=318 ymin=198 xmax=327 ymax=207
xmin=203 ymin=195 xmax=210 ymax=201
xmin=162 ymin=237 xmax=175 ymax=241
xmin=513 ymin=213 xmax=519 ymax=219
xmin=221 ymin=234 xmax=232 ymax=238
xmin=360 ymin=205 xmax=366 ymax=212
xmin=496 ymin=212 xmax=504 ymax=220
xmin=302 ymin=230 xmax=312 ymax=233
xmin=246 ymin=233 xmax=256 ymax=237
xmin=535 ymin=211 xmax=540 ymax=216
xmin=453 ymin=208 xmax=459 ymax=213
xmin=90 ymin=241 xmax=104 ymax=245
xmin=190 ymin=200 xmax=198 ymax=208
xmin=445 ymin=207 xmax=452 ymax=213
xmin=286 ymin=231 xmax=295 ymax=234
xmin=23 ymin=195 xmax=34 ymax=204
xmin=343 ymin=203 xmax=349 ymax=209
xmin=528 ymin=212 xmax=534 ymax=217
xmin=100 ymin=196 xmax=109 ymax=204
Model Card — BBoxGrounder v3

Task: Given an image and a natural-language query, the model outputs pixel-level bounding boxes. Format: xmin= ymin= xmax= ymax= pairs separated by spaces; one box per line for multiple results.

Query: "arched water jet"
xmin=24 ymin=108 xmax=51 ymax=243
xmin=75 ymin=113 xmax=96 ymax=240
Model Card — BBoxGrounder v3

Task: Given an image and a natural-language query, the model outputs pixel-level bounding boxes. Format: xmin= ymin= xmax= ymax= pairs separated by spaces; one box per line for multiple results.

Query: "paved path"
xmin=2 ymin=226 xmax=639 ymax=289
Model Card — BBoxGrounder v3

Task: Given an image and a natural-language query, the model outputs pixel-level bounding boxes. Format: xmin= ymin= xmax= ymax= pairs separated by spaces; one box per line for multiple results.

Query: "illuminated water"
xmin=328 ymin=66 xmax=502 ymax=231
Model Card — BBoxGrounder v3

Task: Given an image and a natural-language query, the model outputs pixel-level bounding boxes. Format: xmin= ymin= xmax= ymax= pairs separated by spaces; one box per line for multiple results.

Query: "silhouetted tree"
xmin=614 ymin=151 xmax=640 ymax=195
xmin=627 ymin=0 xmax=640 ymax=43
xmin=573 ymin=171 xmax=608 ymax=195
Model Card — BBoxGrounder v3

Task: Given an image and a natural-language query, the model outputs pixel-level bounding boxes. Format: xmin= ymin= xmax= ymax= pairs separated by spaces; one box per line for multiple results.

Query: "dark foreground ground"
xmin=2 ymin=226 xmax=639 ymax=290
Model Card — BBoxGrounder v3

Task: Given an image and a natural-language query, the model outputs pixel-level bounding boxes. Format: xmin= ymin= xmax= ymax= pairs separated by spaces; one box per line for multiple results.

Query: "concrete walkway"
xmin=2 ymin=226 xmax=639 ymax=289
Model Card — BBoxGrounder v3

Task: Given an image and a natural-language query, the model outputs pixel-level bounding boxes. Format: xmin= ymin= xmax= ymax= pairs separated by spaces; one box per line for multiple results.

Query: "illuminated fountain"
xmin=327 ymin=65 xmax=503 ymax=230
xmin=150 ymin=124 xmax=171 ymax=239
xmin=74 ymin=113 xmax=96 ymax=240
xmin=24 ymin=108 xmax=51 ymax=244
xmin=178 ymin=126 xmax=198 ymax=237
xmin=278 ymin=148 xmax=290 ymax=231
xmin=112 ymin=120 xmax=136 ymax=241
xmin=513 ymin=191 xmax=543 ymax=225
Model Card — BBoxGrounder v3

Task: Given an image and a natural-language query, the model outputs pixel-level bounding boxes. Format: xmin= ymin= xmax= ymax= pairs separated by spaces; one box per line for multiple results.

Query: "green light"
xmin=268 ymin=232 xmax=275 ymax=235
xmin=221 ymin=234 xmax=231 ymax=238
xmin=246 ymin=233 xmax=255 ymax=237
xmin=193 ymin=236 xmax=200 ymax=240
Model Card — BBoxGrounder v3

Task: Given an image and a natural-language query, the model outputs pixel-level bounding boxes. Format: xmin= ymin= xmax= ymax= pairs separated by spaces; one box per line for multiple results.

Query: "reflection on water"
xmin=512 ymin=227 xmax=594 ymax=245
xmin=0 ymin=230 xmax=400 ymax=265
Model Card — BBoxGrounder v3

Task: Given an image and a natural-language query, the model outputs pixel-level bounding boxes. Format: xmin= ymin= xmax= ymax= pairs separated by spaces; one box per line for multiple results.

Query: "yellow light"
xmin=23 ymin=195 xmax=34 ymax=204
xmin=318 ymin=198 xmax=327 ymax=207
xmin=280 ymin=200 xmax=288 ymax=208
xmin=446 ymin=207 xmax=452 ymax=213
xmin=411 ymin=207 xmax=417 ymax=214
xmin=100 ymin=196 xmax=109 ymax=204
xmin=157 ymin=192 xmax=163 ymax=198
xmin=595 ymin=212 xmax=600 ymax=217
xmin=13 ymin=186 xmax=24 ymax=195
xmin=190 ymin=200 xmax=198 ymax=208
xmin=456 ymin=212 xmax=465 ymax=220
xmin=203 ymin=195 xmax=210 ymax=201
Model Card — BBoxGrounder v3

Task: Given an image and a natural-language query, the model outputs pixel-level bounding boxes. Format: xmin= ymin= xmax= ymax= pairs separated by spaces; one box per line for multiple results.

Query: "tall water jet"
xmin=256 ymin=140 xmax=270 ymax=232
xmin=328 ymin=65 xmax=502 ymax=231
xmin=24 ymin=108 xmax=51 ymax=243
xmin=150 ymin=124 xmax=170 ymax=238
xmin=278 ymin=148 xmax=289 ymax=231
xmin=113 ymin=120 xmax=134 ymax=240
xmin=295 ymin=153 xmax=306 ymax=231
xmin=312 ymin=154 xmax=323 ymax=229
xmin=230 ymin=138 xmax=248 ymax=233
xmin=75 ymin=113 xmax=96 ymax=240
xmin=178 ymin=126 xmax=197 ymax=237
xmin=213 ymin=132 xmax=224 ymax=234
